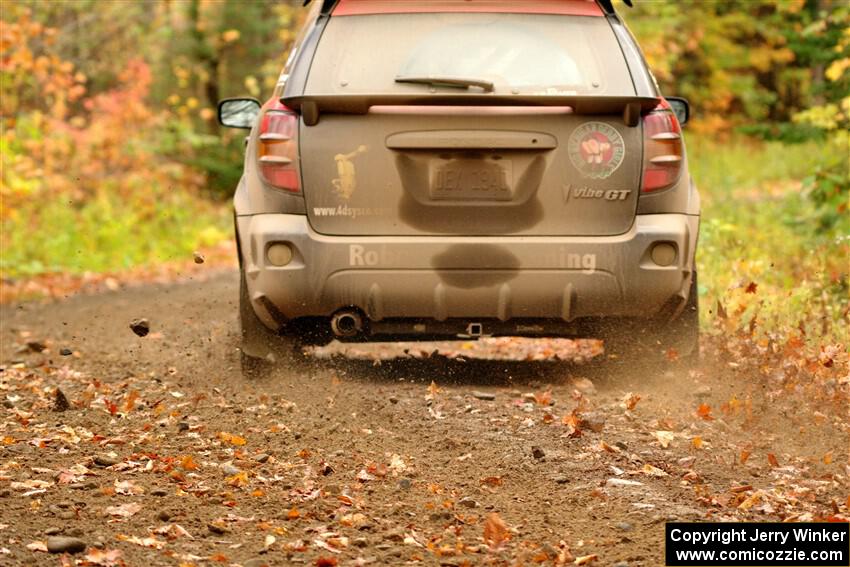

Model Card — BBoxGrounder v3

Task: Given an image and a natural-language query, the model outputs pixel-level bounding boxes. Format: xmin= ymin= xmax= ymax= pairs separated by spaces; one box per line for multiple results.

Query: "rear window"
xmin=305 ymin=13 xmax=634 ymax=96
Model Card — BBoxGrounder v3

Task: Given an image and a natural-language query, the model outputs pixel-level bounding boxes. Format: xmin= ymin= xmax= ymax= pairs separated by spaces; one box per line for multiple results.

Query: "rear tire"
xmin=239 ymin=270 xmax=300 ymax=378
xmin=606 ymin=272 xmax=700 ymax=366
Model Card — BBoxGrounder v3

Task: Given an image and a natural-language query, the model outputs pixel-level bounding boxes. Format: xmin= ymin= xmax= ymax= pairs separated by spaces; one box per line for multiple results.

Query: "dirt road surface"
xmin=1 ymin=272 xmax=847 ymax=566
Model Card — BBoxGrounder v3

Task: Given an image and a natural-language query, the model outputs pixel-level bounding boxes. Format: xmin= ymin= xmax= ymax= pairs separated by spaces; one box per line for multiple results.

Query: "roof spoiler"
xmin=305 ymin=0 xmax=635 ymax=16
xmin=281 ymin=94 xmax=660 ymax=127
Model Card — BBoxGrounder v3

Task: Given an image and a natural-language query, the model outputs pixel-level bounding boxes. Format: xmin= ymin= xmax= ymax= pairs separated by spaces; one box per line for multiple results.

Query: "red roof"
xmin=333 ymin=0 xmax=603 ymax=17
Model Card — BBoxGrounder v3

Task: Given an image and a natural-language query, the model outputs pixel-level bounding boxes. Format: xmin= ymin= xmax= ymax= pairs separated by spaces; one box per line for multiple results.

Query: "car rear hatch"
xmin=292 ymin=2 xmax=655 ymax=237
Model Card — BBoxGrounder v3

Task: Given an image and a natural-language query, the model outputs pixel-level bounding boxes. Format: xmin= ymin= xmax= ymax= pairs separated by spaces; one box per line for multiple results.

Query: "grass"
xmin=689 ymin=135 xmax=848 ymax=345
xmin=0 ymin=185 xmax=229 ymax=278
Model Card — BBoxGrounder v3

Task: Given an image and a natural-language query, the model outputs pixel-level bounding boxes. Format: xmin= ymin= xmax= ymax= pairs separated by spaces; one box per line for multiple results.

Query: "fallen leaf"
xmin=562 ymin=411 xmax=582 ymax=437
xmin=767 ymin=453 xmax=779 ymax=468
xmin=226 ymin=471 xmax=249 ymax=488
xmin=575 ymin=554 xmax=598 ymax=565
xmin=356 ymin=469 xmax=376 ymax=482
xmin=823 ymin=451 xmax=833 ymax=465
xmin=124 ymin=390 xmax=139 ymax=412
xmin=642 ymin=463 xmax=669 ymax=477
xmin=740 ymin=450 xmax=751 ymax=464
xmin=105 ymin=502 xmax=142 ymax=518
xmin=483 ymin=512 xmax=509 ymax=549
xmin=287 ymin=507 xmax=300 ymax=520
xmin=26 ymin=541 xmax=48 ymax=552
xmin=154 ymin=524 xmax=193 ymax=540
xmin=114 ymin=480 xmax=144 ymax=495
xmin=692 ymin=436 xmax=703 ymax=449
xmin=745 ymin=281 xmax=758 ymax=294
xmin=218 ymin=432 xmax=247 ymax=446
xmin=116 ymin=534 xmax=165 ymax=549
xmin=622 ymin=392 xmax=641 ymax=410
xmin=388 ymin=454 xmax=407 ymax=474
xmin=696 ymin=404 xmax=714 ymax=421
xmin=54 ymin=388 xmax=70 ymax=412
xmin=653 ymin=430 xmax=675 ymax=448
xmin=738 ymin=490 xmax=763 ymax=510
xmin=83 ymin=548 xmax=123 ymax=566
xmin=533 ymin=390 xmax=552 ymax=406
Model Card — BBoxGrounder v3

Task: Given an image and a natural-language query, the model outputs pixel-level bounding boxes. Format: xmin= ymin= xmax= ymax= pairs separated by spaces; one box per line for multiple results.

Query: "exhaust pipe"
xmin=331 ymin=310 xmax=363 ymax=338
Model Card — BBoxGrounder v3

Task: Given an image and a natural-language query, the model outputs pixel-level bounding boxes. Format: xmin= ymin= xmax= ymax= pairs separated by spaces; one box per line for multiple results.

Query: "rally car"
xmin=218 ymin=0 xmax=699 ymax=376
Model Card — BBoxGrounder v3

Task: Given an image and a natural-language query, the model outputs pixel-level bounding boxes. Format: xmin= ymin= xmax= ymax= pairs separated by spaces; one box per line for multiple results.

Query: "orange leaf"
xmin=622 ymin=392 xmax=641 ymax=411
xmin=696 ymin=404 xmax=713 ymax=421
xmin=226 ymin=471 xmax=249 ymax=487
xmin=562 ymin=412 xmax=581 ymax=428
xmin=209 ymin=553 xmax=228 ymax=563
xmin=767 ymin=453 xmax=779 ymax=468
xmin=124 ymin=390 xmax=139 ymax=412
xmin=480 ymin=476 xmax=502 ymax=487
xmin=218 ymin=432 xmax=247 ymax=446
xmin=287 ymin=507 xmax=300 ymax=520
xmin=692 ymin=436 xmax=703 ymax=449
xmin=483 ymin=512 xmax=509 ymax=549
xmin=316 ymin=558 xmax=338 ymax=567
xmin=740 ymin=450 xmax=751 ymax=464
xmin=105 ymin=399 xmax=118 ymax=415
xmin=427 ymin=381 xmax=441 ymax=398
xmin=745 ymin=281 xmax=758 ymax=294
xmin=533 ymin=390 xmax=552 ymax=406
xmin=180 ymin=455 xmax=198 ymax=470
xmin=823 ymin=451 xmax=833 ymax=465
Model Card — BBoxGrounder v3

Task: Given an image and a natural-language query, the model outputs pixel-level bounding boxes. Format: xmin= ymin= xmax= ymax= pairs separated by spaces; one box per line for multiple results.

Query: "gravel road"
xmin=1 ymin=272 xmax=846 ymax=566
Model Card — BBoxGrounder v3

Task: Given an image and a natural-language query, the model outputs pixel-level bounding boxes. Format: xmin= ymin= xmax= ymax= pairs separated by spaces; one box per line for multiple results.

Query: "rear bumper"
xmin=236 ymin=213 xmax=699 ymax=331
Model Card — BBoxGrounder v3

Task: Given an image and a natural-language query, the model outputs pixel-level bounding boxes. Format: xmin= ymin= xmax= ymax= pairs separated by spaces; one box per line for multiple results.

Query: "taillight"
xmin=641 ymin=102 xmax=683 ymax=193
xmin=258 ymin=100 xmax=300 ymax=193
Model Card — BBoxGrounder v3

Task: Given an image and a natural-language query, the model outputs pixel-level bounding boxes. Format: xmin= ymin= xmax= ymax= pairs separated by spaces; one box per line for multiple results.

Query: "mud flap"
xmin=604 ymin=272 xmax=700 ymax=363
xmin=239 ymin=272 xmax=278 ymax=360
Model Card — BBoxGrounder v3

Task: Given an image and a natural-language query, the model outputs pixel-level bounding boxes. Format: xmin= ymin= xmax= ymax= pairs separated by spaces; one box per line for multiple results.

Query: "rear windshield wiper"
xmin=394 ymin=75 xmax=495 ymax=93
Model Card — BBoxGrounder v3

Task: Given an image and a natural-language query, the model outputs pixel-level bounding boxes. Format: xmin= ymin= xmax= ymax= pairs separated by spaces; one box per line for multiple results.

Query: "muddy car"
xmin=218 ymin=0 xmax=700 ymax=376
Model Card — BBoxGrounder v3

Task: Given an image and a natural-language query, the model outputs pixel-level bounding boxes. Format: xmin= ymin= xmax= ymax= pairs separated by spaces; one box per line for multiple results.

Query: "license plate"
xmin=430 ymin=159 xmax=513 ymax=201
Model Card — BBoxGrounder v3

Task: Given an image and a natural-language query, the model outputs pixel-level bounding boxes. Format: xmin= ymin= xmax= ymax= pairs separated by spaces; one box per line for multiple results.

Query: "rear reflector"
xmin=333 ymin=0 xmax=603 ymax=17
xmin=258 ymin=100 xmax=300 ymax=193
xmin=641 ymin=102 xmax=684 ymax=193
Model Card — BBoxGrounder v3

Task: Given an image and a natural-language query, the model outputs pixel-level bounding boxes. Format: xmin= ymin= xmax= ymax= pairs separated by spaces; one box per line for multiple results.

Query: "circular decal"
xmin=568 ymin=122 xmax=626 ymax=179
